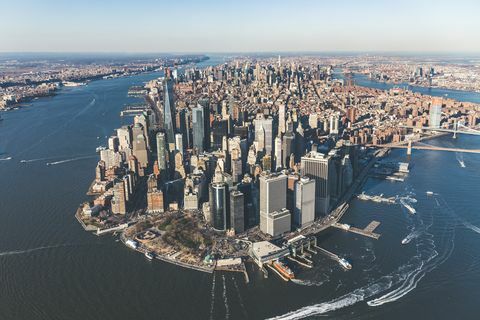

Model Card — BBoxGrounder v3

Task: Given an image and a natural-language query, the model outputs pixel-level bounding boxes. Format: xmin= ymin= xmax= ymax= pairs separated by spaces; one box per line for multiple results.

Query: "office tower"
xmin=163 ymin=78 xmax=176 ymax=148
xmin=429 ymin=97 xmax=442 ymax=128
xmin=156 ymin=132 xmax=167 ymax=172
xmin=95 ymin=160 xmax=106 ymax=182
xmin=108 ymin=136 xmax=119 ymax=152
xmin=274 ymin=136 xmax=282 ymax=170
xmin=287 ymin=173 xmax=299 ymax=215
xmin=262 ymin=154 xmax=272 ymax=172
xmin=177 ymin=108 xmax=190 ymax=149
xmin=254 ymin=115 xmax=273 ymax=154
xmin=309 ymin=113 xmax=318 ymax=129
xmin=329 ymin=114 xmax=339 ymax=134
xmin=294 ymin=177 xmax=316 ymax=228
xmin=230 ymin=190 xmax=245 ymax=234
xmin=278 ymin=104 xmax=286 ymax=134
xmin=147 ymin=188 xmax=164 ymax=213
xmin=147 ymin=174 xmax=157 ymax=192
xmin=198 ymin=98 xmax=211 ymax=151
xmin=282 ymin=131 xmax=294 ymax=168
xmin=111 ymin=179 xmax=127 ymax=214
xmin=212 ymin=118 xmax=228 ymax=150
xmin=192 ymin=105 xmax=205 ymax=152
xmin=132 ymin=123 xmax=149 ymax=171
xmin=117 ymin=126 xmax=132 ymax=150
xmin=209 ymin=182 xmax=229 ymax=231
xmin=259 ymin=172 xmax=291 ymax=236
xmin=175 ymin=133 xmax=183 ymax=155
xmin=301 ymin=151 xmax=334 ymax=216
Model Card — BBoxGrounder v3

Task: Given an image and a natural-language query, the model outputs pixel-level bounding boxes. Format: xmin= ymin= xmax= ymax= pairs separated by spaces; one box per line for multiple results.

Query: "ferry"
xmin=144 ymin=251 xmax=154 ymax=261
xmin=339 ymin=258 xmax=352 ymax=270
xmin=272 ymin=260 xmax=295 ymax=280
xmin=400 ymin=199 xmax=416 ymax=215
xmin=426 ymin=191 xmax=434 ymax=196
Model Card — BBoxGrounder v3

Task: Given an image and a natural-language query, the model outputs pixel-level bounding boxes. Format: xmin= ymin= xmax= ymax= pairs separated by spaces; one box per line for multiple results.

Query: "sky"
xmin=1 ymin=0 xmax=479 ymax=53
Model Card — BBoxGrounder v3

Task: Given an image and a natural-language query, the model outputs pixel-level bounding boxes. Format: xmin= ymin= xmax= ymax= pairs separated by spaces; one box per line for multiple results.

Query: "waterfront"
xmin=1 ymin=70 xmax=480 ymax=320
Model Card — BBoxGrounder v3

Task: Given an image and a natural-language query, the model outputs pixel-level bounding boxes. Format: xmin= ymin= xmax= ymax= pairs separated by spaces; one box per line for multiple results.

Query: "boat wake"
xmin=0 ymin=156 xmax=12 ymax=161
xmin=291 ymin=278 xmax=329 ymax=287
xmin=455 ymin=152 xmax=466 ymax=168
xmin=0 ymin=244 xmax=71 ymax=257
xmin=46 ymin=155 xmax=96 ymax=166
xmin=222 ymin=275 xmax=230 ymax=320
xmin=268 ymin=195 xmax=455 ymax=320
xmin=209 ymin=274 xmax=216 ymax=320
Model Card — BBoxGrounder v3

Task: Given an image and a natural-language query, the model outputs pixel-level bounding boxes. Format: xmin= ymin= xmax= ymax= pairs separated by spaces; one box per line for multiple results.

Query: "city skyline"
xmin=2 ymin=0 xmax=480 ymax=53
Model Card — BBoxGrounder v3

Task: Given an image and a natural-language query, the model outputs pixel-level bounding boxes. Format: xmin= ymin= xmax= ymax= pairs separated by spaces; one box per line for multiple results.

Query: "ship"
xmin=339 ymin=258 xmax=352 ymax=270
xmin=426 ymin=191 xmax=434 ymax=196
xmin=63 ymin=81 xmax=86 ymax=87
xmin=0 ymin=156 xmax=12 ymax=161
xmin=401 ymin=237 xmax=411 ymax=245
xmin=338 ymin=223 xmax=351 ymax=231
xmin=357 ymin=192 xmax=396 ymax=204
xmin=400 ymin=199 xmax=416 ymax=214
xmin=386 ymin=175 xmax=405 ymax=182
xmin=272 ymin=260 xmax=295 ymax=280
xmin=144 ymin=251 xmax=154 ymax=261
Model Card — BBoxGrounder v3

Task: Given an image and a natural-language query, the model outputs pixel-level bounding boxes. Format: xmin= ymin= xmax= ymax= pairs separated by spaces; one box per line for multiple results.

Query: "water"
xmin=1 ymin=67 xmax=480 ymax=320
xmin=345 ymin=72 xmax=480 ymax=104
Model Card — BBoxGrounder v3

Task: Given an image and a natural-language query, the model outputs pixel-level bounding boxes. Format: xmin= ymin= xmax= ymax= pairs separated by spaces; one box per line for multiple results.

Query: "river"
xmin=0 ymin=62 xmax=479 ymax=320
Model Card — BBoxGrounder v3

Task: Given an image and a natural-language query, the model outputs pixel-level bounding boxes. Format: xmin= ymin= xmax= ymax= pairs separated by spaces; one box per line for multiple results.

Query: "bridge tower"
xmin=407 ymin=140 xmax=412 ymax=156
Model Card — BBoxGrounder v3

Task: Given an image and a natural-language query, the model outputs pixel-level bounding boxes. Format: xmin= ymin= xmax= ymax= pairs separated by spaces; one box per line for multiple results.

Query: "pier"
xmin=332 ymin=220 xmax=381 ymax=239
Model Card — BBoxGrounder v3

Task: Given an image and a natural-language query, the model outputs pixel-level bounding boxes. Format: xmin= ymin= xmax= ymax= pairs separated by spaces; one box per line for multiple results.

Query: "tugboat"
xmin=272 ymin=260 xmax=295 ymax=280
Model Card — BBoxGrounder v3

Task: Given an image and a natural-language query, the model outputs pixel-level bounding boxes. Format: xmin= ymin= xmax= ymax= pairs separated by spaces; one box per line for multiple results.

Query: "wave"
xmin=233 ymin=278 xmax=248 ymax=319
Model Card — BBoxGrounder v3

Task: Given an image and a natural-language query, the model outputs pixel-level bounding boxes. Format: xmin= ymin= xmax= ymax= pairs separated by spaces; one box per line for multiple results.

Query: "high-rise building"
xmin=274 ymin=136 xmax=282 ymax=170
xmin=147 ymin=189 xmax=164 ymax=213
xmin=198 ymin=98 xmax=211 ymax=150
xmin=192 ymin=105 xmax=205 ymax=152
xmin=301 ymin=151 xmax=335 ymax=216
xmin=278 ymin=104 xmax=286 ymax=134
xmin=230 ymin=190 xmax=245 ymax=234
xmin=209 ymin=182 xmax=229 ymax=231
xmin=282 ymin=131 xmax=294 ymax=168
xmin=111 ymin=179 xmax=127 ymax=214
xmin=254 ymin=115 xmax=273 ymax=154
xmin=259 ymin=172 xmax=291 ymax=236
xmin=132 ymin=123 xmax=149 ymax=171
xmin=175 ymin=133 xmax=183 ymax=155
xmin=163 ymin=79 xmax=176 ymax=148
xmin=156 ymin=132 xmax=167 ymax=173
xmin=294 ymin=177 xmax=316 ymax=228
xmin=429 ymin=97 xmax=442 ymax=128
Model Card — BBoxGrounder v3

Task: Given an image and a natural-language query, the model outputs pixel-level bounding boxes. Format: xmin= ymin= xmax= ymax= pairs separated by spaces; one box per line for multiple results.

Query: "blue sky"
xmin=1 ymin=0 xmax=479 ymax=52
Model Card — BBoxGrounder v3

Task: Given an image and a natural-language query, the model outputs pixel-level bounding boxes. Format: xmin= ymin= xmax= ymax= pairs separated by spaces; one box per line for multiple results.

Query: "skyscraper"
xmin=175 ymin=133 xmax=183 ymax=155
xmin=192 ymin=105 xmax=205 ymax=152
xmin=132 ymin=123 xmax=149 ymax=171
xmin=294 ymin=177 xmax=316 ymax=228
xmin=111 ymin=179 xmax=127 ymax=215
xmin=274 ymin=135 xmax=282 ymax=170
xmin=278 ymin=104 xmax=286 ymax=134
xmin=430 ymin=97 xmax=442 ymax=128
xmin=254 ymin=115 xmax=273 ymax=155
xmin=259 ymin=172 xmax=291 ymax=236
xmin=156 ymin=132 xmax=167 ymax=173
xmin=163 ymin=78 xmax=176 ymax=148
xmin=230 ymin=190 xmax=245 ymax=234
xmin=209 ymin=182 xmax=229 ymax=231
xmin=301 ymin=151 xmax=334 ymax=216
xmin=198 ymin=98 xmax=211 ymax=151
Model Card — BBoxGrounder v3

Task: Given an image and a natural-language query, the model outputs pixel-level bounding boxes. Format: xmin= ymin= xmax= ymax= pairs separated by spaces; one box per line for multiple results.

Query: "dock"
xmin=332 ymin=220 xmax=381 ymax=239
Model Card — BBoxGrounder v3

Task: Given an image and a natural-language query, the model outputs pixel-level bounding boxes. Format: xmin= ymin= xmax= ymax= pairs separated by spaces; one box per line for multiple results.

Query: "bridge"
xmin=400 ymin=120 xmax=480 ymax=138
xmin=375 ymin=142 xmax=480 ymax=154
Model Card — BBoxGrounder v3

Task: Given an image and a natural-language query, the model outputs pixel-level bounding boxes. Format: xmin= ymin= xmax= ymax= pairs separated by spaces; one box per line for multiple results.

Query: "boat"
xmin=144 ymin=251 xmax=154 ymax=261
xmin=401 ymin=237 xmax=411 ymax=245
xmin=96 ymin=146 xmax=106 ymax=152
xmin=63 ymin=81 xmax=86 ymax=87
xmin=386 ymin=175 xmax=405 ymax=182
xmin=125 ymin=239 xmax=138 ymax=249
xmin=272 ymin=260 xmax=295 ymax=279
xmin=20 ymin=160 xmax=27 ymax=163
xmin=339 ymin=258 xmax=352 ymax=270
xmin=426 ymin=191 xmax=434 ymax=196
xmin=338 ymin=223 xmax=351 ymax=231
xmin=400 ymin=199 xmax=416 ymax=214
xmin=0 ymin=156 xmax=12 ymax=161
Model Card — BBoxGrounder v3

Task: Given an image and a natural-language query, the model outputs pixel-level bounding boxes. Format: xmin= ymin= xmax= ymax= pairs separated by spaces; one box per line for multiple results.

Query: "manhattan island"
xmin=76 ymin=55 xmax=480 ymax=281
